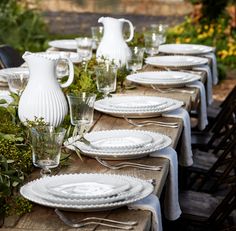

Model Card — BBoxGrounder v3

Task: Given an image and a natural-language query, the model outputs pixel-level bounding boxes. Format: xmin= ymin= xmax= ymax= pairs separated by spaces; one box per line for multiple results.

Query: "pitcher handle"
xmin=58 ymin=57 xmax=74 ymax=88
xmin=119 ymin=19 xmax=134 ymax=42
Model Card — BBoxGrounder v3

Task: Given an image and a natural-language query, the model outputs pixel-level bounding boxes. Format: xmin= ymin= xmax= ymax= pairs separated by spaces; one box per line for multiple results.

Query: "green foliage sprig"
xmin=0 ymin=93 xmax=33 ymax=217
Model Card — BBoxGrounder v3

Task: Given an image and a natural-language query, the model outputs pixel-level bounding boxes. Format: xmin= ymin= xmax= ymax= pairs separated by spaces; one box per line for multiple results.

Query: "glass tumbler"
xmin=150 ymin=24 xmax=169 ymax=44
xmin=91 ymin=26 xmax=103 ymax=49
xmin=144 ymin=32 xmax=162 ymax=56
xmin=7 ymin=72 xmax=29 ymax=94
xmin=67 ymin=92 xmax=96 ymax=137
xmin=127 ymin=46 xmax=144 ymax=72
xmin=95 ymin=64 xmax=117 ymax=98
xmin=75 ymin=37 xmax=93 ymax=63
xmin=30 ymin=126 xmax=66 ymax=177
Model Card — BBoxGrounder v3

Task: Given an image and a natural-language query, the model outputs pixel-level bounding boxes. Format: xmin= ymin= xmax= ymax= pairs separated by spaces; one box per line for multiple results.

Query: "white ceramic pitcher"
xmin=18 ymin=52 xmax=74 ymax=127
xmin=96 ymin=17 xmax=134 ymax=66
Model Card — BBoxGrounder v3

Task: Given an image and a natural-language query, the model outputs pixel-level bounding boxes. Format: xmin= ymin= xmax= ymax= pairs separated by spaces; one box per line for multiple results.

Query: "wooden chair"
xmin=208 ymin=85 xmax=236 ymax=121
xmin=191 ymin=99 xmax=236 ymax=151
xmin=191 ymin=85 xmax=236 ymax=125
xmin=185 ymin=123 xmax=236 ymax=192
xmin=0 ymin=44 xmax=24 ymax=68
xmin=177 ymin=185 xmax=236 ymax=231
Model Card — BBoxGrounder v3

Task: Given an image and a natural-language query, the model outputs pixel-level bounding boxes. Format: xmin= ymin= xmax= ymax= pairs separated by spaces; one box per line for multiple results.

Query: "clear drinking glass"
xmin=127 ymin=46 xmax=144 ymax=72
xmin=95 ymin=64 xmax=117 ymax=98
xmin=30 ymin=126 xmax=66 ymax=177
xmin=56 ymin=52 xmax=70 ymax=78
xmin=144 ymin=32 xmax=162 ymax=56
xmin=67 ymin=93 xmax=96 ymax=138
xmin=150 ymin=24 xmax=169 ymax=44
xmin=7 ymin=72 xmax=29 ymax=95
xmin=91 ymin=26 xmax=103 ymax=49
xmin=75 ymin=37 xmax=93 ymax=69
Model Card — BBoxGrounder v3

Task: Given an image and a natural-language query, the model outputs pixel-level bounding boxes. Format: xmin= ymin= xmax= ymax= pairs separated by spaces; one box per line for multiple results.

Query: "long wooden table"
xmin=1 ymin=72 xmax=204 ymax=230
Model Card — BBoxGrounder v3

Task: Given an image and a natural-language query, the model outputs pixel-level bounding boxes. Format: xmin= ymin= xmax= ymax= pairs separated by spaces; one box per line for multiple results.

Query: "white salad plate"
xmin=48 ymin=39 xmax=77 ymax=50
xmin=159 ymin=44 xmax=214 ymax=55
xmin=145 ymin=55 xmax=208 ymax=68
xmin=36 ymin=51 xmax=82 ymax=63
xmin=98 ymin=95 xmax=170 ymax=110
xmin=20 ymin=173 xmax=154 ymax=212
xmin=87 ymin=131 xmax=153 ymax=150
xmin=30 ymin=175 xmax=144 ymax=205
xmin=126 ymin=71 xmax=201 ymax=88
xmin=35 ymin=174 xmax=132 ymax=199
xmin=94 ymin=96 xmax=184 ymax=118
xmin=65 ymin=130 xmax=172 ymax=160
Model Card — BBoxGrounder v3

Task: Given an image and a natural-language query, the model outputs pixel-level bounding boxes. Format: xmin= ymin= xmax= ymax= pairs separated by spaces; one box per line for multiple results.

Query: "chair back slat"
xmin=208 ymin=185 xmax=236 ymax=228
xmin=0 ymin=45 xmax=24 ymax=68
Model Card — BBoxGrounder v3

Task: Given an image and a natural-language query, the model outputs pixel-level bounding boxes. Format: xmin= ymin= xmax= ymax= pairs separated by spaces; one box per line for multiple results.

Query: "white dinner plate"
xmin=126 ymin=71 xmax=201 ymax=88
xmin=145 ymin=55 xmax=208 ymax=68
xmin=20 ymin=173 xmax=154 ymax=212
xmin=159 ymin=44 xmax=214 ymax=55
xmin=94 ymin=96 xmax=184 ymax=118
xmin=48 ymin=39 xmax=77 ymax=50
xmin=65 ymin=130 xmax=172 ymax=160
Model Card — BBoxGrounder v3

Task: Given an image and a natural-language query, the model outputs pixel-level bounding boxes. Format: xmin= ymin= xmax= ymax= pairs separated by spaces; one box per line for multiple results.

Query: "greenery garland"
xmin=0 ymin=0 xmax=236 ymax=223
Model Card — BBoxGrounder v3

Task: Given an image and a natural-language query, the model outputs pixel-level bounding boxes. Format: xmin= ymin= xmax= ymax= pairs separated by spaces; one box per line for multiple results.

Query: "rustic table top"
xmin=1 ymin=69 xmax=207 ymax=231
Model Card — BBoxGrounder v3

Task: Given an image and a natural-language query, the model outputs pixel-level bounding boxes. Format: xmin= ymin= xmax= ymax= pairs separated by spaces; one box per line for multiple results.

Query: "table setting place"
xmin=0 ymin=16 xmax=221 ymax=231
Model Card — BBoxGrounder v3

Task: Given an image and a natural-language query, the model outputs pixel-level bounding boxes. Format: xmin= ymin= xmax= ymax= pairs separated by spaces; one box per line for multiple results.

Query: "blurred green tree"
xmin=0 ymin=0 xmax=49 ymax=53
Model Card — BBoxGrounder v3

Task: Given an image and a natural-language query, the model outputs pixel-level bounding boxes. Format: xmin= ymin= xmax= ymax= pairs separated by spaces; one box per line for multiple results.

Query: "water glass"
xmin=127 ymin=46 xmax=144 ymax=72
xmin=150 ymin=24 xmax=169 ymax=44
xmin=144 ymin=32 xmax=162 ymax=56
xmin=91 ymin=26 xmax=103 ymax=49
xmin=7 ymin=72 xmax=29 ymax=94
xmin=95 ymin=64 xmax=117 ymax=98
xmin=56 ymin=52 xmax=70 ymax=78
xmin=30 ymin=126 xmax=66 ymax=177
xmin=75 ymin=37 xmax=93 ymax=63
xmin=67 ymin=93 xmax=96 ymax=137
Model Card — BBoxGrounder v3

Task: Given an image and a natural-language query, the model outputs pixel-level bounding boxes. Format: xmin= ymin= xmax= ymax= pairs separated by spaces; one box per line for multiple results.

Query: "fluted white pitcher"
xmin=18 ymin=52 xmax=74 ymax=126
xmin=96 ymin=17 xmax=134 ymax=66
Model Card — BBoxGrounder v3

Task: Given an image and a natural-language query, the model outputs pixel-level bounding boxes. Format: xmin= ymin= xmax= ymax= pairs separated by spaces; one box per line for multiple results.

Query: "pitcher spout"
xmin=98 ymin=17 xmax=105 ymax=24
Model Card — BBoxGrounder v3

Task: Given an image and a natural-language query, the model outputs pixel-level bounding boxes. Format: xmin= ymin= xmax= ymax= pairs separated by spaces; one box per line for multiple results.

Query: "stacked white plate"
xmin=20 ymin=173 xmax=154 ymax=211
xmin=159 ymin=44 xmax=214 ymax=55
xmin=94 ymin=95 xmax=184 ymax=118
xmin=145 ymin=55 xmax=208 ymax=68
xmin=126 ymin=71 xmax=201 ymax=88
xmin=65 ymin=129 xmax=172 ymax=159
xmin=0 ymin=67 xmax=29 ymax=85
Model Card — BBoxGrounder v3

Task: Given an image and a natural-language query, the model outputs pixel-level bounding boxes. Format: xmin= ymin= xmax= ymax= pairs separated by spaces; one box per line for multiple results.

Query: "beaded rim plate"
xmin=145 ymin=55 xmax=208 ymax=68
xmin=65 ymin=129 xmax=172 ymax=160
xmin=159 ymin=44 xmax=214 ymax=55
xmin=20 ymin=173 xmax=154 ymax=212
xmin=94 ymin=96 xmax=184 ymax=118
xmin=126 ymin=71 xmax=201 ymax=88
